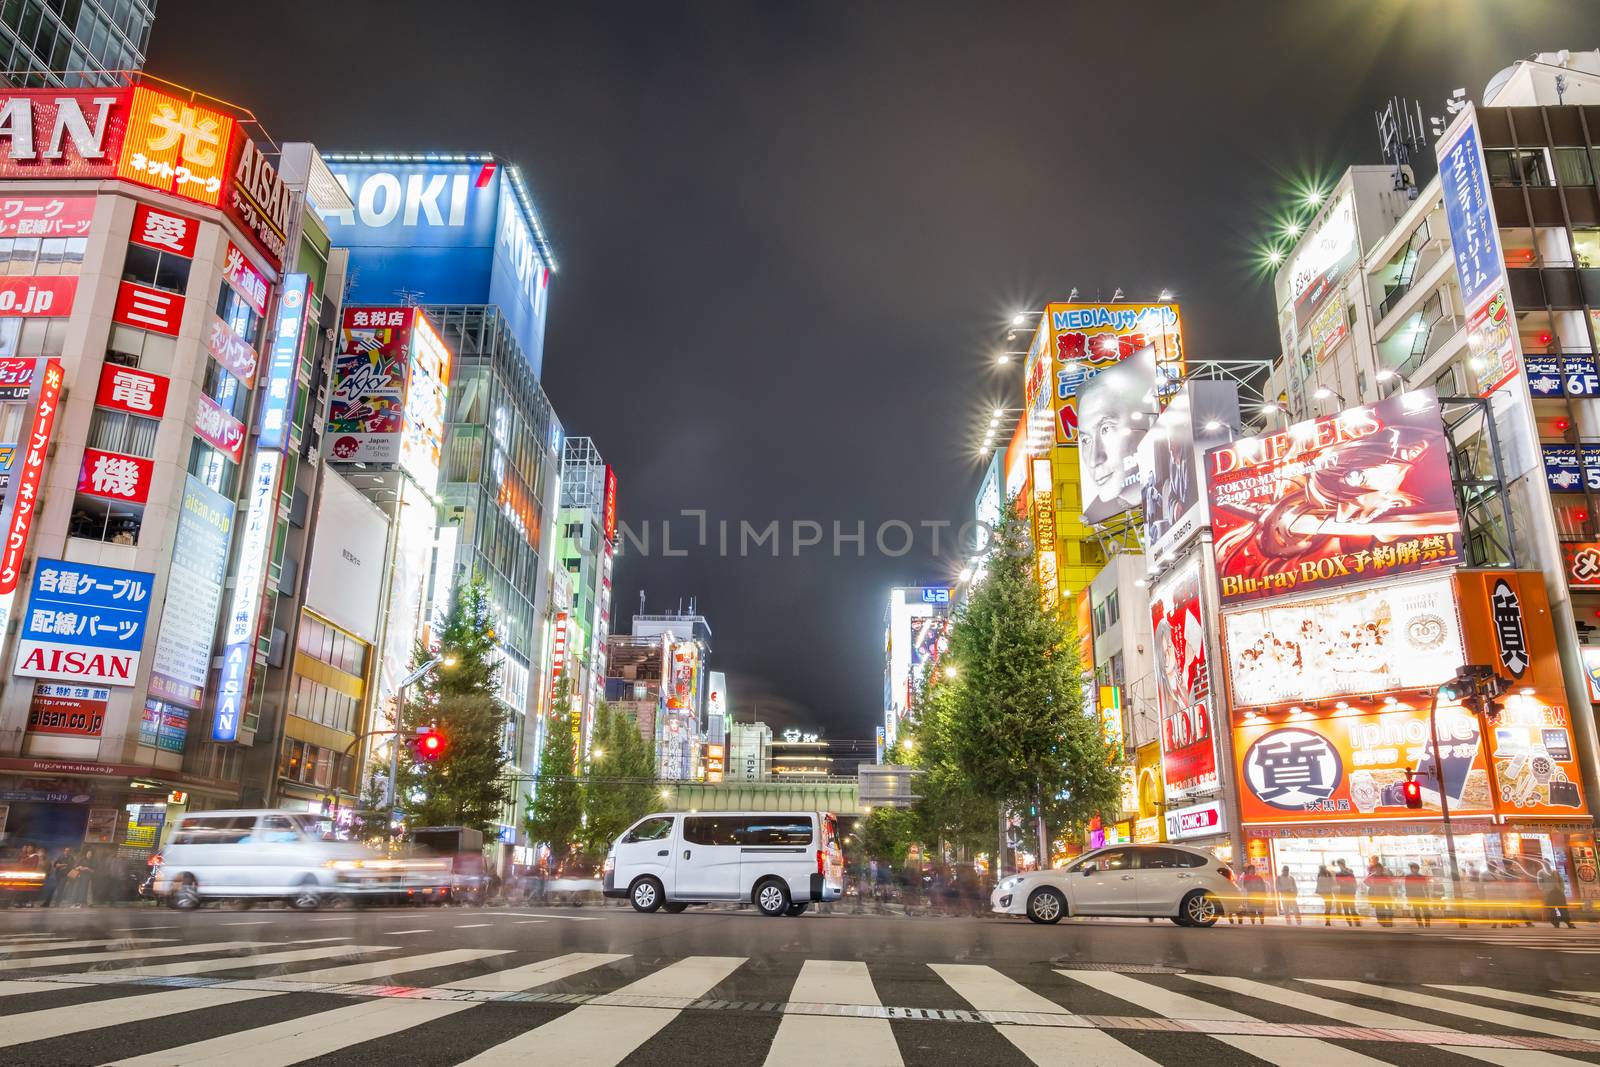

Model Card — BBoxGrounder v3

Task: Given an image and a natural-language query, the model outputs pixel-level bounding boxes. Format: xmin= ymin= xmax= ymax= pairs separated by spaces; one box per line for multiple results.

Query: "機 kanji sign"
xmin=77 ymin=447 xmax=153 ymax=505
xmin=13 ymin=559 xmax=154 ymax=687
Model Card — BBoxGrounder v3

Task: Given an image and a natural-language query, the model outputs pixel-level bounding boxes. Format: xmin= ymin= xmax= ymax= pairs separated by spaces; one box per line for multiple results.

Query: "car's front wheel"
xmin=630 ymin=877 xmax=664 ymax=913
xmin=662 ymin=901 xmax=689 ymax=913
xmin=290 ymin=877 xmax=321 ymax=912
xmin=1180 ymin=890 xmax=1220 ymax=928
xmin=1026 ymin=886 xmax=1066 ymax=924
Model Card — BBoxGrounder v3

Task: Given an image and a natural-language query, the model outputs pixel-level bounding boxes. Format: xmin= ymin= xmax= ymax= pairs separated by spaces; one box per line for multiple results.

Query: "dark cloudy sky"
xmin=150 ymin=0 xmax=1599 ymax=737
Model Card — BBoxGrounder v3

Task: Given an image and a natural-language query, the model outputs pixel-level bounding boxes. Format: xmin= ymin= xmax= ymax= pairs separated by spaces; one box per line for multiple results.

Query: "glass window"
xmin=737 ymin=817 xmax=813 ymax=846
xmin=88 ymin=408 xmax=159 ymax=458
xmin=170 ymin=815 xmax=256 ymax=845
xmin=623 ymin=816 xmax=674 ymax=843
xmin=1555 ymin=147 xmax=1594 ymax=186
xmin=1574 ymin=230 xmax=1600 ymax=270
xmin=259 ymin=815 xmax=298 ymax=842
xmin=215 ymin=283 xmax=262 ymax=349
xmin=121 ymin=242 xmax=190 ymax=294
xmin=1141 ymin=848 xmax=1208 ymax=870
xmin=683 ymin=816 xmax=732 ymax=846
xmin=69 ymin=495 xmax=143 ymax=545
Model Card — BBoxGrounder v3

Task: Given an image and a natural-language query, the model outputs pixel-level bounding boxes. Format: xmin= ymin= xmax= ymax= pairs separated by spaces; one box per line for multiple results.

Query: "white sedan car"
xmin=991 ymin=844 xmax=1235 ymax=927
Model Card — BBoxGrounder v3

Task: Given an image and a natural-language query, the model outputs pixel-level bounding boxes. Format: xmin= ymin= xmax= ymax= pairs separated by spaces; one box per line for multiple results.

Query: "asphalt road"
xmin=1 ymin=903 xmax=1598 ymax=1065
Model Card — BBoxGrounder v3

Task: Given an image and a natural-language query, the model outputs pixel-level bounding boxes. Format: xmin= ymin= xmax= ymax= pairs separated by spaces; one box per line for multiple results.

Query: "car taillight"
xmin=1217 ymin=865 xmax=1234 ymax=881
xmin=817 ymin=849 xmax=825 ymax=875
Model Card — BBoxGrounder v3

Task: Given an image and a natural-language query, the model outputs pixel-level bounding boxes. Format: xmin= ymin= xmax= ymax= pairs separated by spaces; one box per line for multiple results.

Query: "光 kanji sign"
xmin=13 ymin=558 xmax=154 ymax=687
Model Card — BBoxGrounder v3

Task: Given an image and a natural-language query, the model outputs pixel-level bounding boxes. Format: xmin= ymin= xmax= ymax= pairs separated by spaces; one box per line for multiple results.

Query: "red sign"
xmin=77 ymin=447 xmax=153 ymax=504
xmin=129 ymin=202 xmax=198 ymax=258
xmin=221 ymin=242 xmax=269 ymax=316
xmin=551 ymin=612 xmax=569 ymax=680
xmin=0 ymin=359 xmax=62 ymax=594
xmin=206 ymin=313 xmax=257 ymax=387
xmin=27 ymin=683 xmax=107 ymax=737
xmin=1205 ymin=388 xmax=1463 ymax=604
xmin=0 ymin=276 xmax=75 ymax=317
xmin=226 ymin=138 xmax=290 ymax=269
xmin=1150 ymin=558 xmax=1217 ymax=798
xmin=1563 ymin=542 xmax=1600 ymax=588
xmin=115 ymin=85 xmax=233 ymax=208
xmin=0 ymin=194 xmax=95 ymax=239
xmin=95 ymin=364 xmax=169 ymax=418
xmin=603 ymin=465 xmax=618 ymax=545
xmin=0 ymin=91 xmax=130 ymax=179
xmin=193 ymin=392 xmax=245 ymax=463
xmin=113 ymin=280 xmax=184 ymax=336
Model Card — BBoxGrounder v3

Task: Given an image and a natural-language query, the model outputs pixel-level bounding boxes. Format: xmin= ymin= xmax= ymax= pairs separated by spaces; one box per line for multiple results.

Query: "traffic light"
xmin=1402 ymin=772 xmax=1423 ymax=810
xmin=412 ymin=726 xmax=446 ymax=762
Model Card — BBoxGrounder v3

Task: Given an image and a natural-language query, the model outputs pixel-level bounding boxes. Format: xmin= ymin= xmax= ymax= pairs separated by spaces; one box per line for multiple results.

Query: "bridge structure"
xmin=657 ymin=776 xmax=865 ymax=815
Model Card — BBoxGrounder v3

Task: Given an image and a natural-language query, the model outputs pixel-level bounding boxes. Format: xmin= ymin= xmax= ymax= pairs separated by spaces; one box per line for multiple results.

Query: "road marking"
xmin=1060 ymin=969 xmax=1393 ymax=1067
xmin=1307 ymin=979 xmax=1600 ymax=1040
xmin=1428 ymin=985 xmax=1600 ymax=1019
xmin=441 ymin=951 xmax=628 ymax=992
xmin=108 ymin=996 xmax=476 ymax=1067
xmin=283 ymin=947 xmax=510 ymax=984
xmin=769 ymin=960 xmax=902 ymax=1067
xmin=0 ymin=978 xmax=90 ymax=997
xmin=96 ymin=943 xmax=393 ymax=978
xmin=386 ymin=929 xmax=431 ymax=935
xmin=113 ymin=926 xmax=175 ymax=932
xmin=459 ymin=956 xmax=745 ymax=1066
xmin=933 ymin=963 xmax=1152 ymax=1066
xmin=0 ymin=938 xmax=172 ymax=954
xmin=0 ymin=940 xmax=255 ymax=972
xmin=496 ymin=911 xmax=602 ymax=921
xmin=222 ymin=921 xmax=272 ymax=926
xmin=289 ymin=937 xmax=351 ymax=944
xmin=513 ymin=920 xmax=546 ymax=925
xmin=454 ymin=923 xmax=492 ymax=929
xmin=0 ymin=935 xmax=70 ymax=943
xmin=307 ymin=916 xmax=349 ymax=922
xmin=0 ymin=986 xmax=281 ymax=1048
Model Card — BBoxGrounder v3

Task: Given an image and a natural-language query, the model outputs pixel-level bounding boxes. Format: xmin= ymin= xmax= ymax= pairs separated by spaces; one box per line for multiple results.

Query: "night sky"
xmin=150 ymin=0 xmax=1599 ymax=737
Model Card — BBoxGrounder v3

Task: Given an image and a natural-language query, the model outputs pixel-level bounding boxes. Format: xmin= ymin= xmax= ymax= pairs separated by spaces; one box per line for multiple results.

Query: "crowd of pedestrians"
xmin=2 ymin=843 xmax=144 ymax=907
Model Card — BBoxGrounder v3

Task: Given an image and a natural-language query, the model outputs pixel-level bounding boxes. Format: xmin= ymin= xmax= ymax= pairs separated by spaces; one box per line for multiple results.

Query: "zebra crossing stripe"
xmin=0 ymin=985 xmax=282 ymax=1048
xmin=0 ymin=940 xmax=257 ymax=972
xmin=279 ymin=948 xmax=511 ymax=985
xmin=1 ymin=938 xmax=174 ymax=954
xmin=0 ymin=978 xmax=90 ymax=997
xmin=94 ymin=943 xmax=395 ymax=978
xmin=107 ymin=995 xmax=477 ymax=1067
xmin=458 ymin=956 xmax=745 ymax=1066
xmin=1427 ymin=985 xmax=1600 ymax=1019
xmin=1307 ymin=980 xmax=1600 ymax=1040
xmin=440 ymin=951 xmax=628 ymax=992
xmin=1060 ymin=969 xmax=1395 ymax=1066
xmin=932 ymin=964 xmax=1156 ymax=1066
xmin=767 ymin=959 xmax=903 ymax=1067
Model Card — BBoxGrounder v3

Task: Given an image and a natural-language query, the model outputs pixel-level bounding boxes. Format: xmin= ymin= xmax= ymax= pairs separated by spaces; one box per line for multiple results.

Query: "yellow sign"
xmin=1031 ymin=457 xmax=1058 ymax=611
xmin=117 ymin=86 xmax=233 ymax=207
xmin=1027 ymin=303 xmax=1185 ymax=446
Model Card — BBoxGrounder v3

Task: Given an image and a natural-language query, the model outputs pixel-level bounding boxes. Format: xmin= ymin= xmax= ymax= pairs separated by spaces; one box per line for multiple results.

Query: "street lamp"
xmin=386 ymin=653 xmax=457 ymax=829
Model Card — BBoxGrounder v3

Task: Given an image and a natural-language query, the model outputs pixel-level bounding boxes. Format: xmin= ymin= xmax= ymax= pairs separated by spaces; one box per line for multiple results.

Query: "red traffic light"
xmin=1402 ymin=776 xmax=1423 ymax=810
xmin=413 ymin=727 xmax=445 ymax=762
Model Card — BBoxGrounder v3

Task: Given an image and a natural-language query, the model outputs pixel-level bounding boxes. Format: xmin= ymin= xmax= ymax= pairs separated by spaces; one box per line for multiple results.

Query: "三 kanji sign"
xmin=113 ymin=280 xmax=185 ymax=336
xmin=77 ymin=447 xmax=153 ymax=504
xmin=94 ymin=364 xmax=169 ymax=418
xmin=13 ymin=558 xmax=154 ymax=687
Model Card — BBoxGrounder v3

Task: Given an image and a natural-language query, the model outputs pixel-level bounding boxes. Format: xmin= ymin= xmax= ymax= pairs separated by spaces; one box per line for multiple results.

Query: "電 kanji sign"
xmin=94 ymin=363 xmax=169 ymax=418
xmin=13 ymin=558 xmax=154 ymax=687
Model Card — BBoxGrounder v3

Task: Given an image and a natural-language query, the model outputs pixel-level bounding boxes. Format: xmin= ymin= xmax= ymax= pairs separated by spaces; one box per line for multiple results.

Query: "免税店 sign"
xmin=13 ymin=558 xmax=154 ymax=687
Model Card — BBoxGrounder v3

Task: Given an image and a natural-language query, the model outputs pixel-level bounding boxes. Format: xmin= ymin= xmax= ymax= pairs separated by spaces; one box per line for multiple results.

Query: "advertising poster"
xmin=1150 ymin=558 xmax=1216 ymax=797
xmin=304 ymin=471 xmax=389 ymax=643
xmin=14 ymin=559 xmax=154 ymax=687
xmin=327 ymin=307 xmax=413 ymax=466
xmin=1542 ymin=444 xmax=1600 ymax=493
xmin=1306 ymin=287 xmax=1350 ymax=365
xmin=400 ymin=313 xmax=450 ymax=492
xmin=1563 ymin=542 xmax=1600 ymax=589
xmin=1527 ymin=353 xmax=1600 ymax=398
xmin=1288 ymin=191 xmax=1359 ymax=333
xmin=1235 ymin=704 xmax=1494 ymax=824
xmin=1223 ymin=574 xmax=1464 ymax=707
xmin=27 ymin=683 xmax=108 ymax=737
xmin=0 ymin=194 xmax=95 ymax=238
xmin=1206 ymin=388 xmax=1463 ymax=605
xmin=668 ymin=644 xmax=699 ymax=712
xmin=1031 ymin=457 xmax=1058 ymax=610
xmin=147 ymin=476 xmax=235 ymax=710
xmin=1141 ymin=380 xmax=1241 ymax=566
xmin=1040 ymin=302 xmax=1184 ymax=445
xmin=1436 ymin=104 xmax=1519 ymax=397
xmin=1077 ymin=346 xmax=1157 ymax=525
xmin=909 ymin=615 xmax=948 ymax=668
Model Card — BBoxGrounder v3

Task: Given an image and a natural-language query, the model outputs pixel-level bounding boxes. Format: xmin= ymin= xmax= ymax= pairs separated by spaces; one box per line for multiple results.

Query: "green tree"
xmin=394 ymin=573 xmax=511 ymax=834
xmin=525 ymin=676 xmax=583 ymax=863
xmin=579 ymin=700 xmax=657 ymax=855
xmin=940 ymin=497 xmax=1124 ymax=861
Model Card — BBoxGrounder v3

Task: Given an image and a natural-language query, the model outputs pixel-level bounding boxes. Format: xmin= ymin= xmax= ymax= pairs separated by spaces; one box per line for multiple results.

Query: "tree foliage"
xmin=394 ymin=573 xmax=511 ymax=834
xmin=579 ymin=700 xmax=657 ymax=855
xmin=525 ymin=675 xmax=583 ymax=862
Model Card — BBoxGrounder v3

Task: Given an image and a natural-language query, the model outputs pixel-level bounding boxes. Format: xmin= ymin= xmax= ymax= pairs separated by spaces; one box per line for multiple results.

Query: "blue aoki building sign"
xmin=319 ymin=155 xmax=555 ymax=378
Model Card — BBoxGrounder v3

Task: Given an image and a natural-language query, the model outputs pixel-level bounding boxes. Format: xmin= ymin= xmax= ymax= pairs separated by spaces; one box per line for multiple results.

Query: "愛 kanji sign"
xmin=113 ymin=279 xmax=185 ymax=336
xmin=94 ymin=363 xmax=169 ymax=418
xmin=129 ymin=202 xmax=198 ymax=258
xmin=77 ymin=447 xmax=153 ymax=504
xmin=13 ymin=558 xmax=154 ymax=687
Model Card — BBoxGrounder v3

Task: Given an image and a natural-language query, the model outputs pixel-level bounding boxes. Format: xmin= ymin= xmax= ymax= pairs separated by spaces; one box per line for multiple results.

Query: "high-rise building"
xmin=556 ymin=436 xmax=615 ymax=755
xmin=726 ymin=719 xmax=771 ymax=781
xmin=882 ymin=585 xmax=951 ymax=748
xmin=630 ymin=610 xmax=711 ymax=780
xmin=0 ymin=0 xmax=155 ymax=88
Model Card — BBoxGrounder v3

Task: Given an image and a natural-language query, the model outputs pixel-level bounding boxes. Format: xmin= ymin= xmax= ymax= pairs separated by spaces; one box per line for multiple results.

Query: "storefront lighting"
xmin=1335 ymin=701 xmax=1349 ymax=709
xmin=1555 ymin=417 xmax=1571 ymax=432
xmin=1520 ymin=687 xmax=1535 ymax=696
xmin=1383 ymin=695 xmax=1398 ymax=705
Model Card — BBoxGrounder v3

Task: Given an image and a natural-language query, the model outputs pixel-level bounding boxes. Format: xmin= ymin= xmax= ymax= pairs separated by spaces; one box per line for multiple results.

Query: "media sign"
xmin=1165 ymin=799 xmax=1223 ymax=841
xmin=1030 ymin=302 xmax=1185 ymax=445
xmin=257 ymin=273 xmax=311 ymax=451
xmin=14 ymin=559 xmax=153 ymax=686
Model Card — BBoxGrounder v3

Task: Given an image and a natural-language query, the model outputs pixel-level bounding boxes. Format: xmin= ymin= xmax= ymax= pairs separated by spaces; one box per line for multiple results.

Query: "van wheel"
xmin=662 ymin=902 xmax=689 ymax=913
xmin=290 ymin=878 xmax=322 ymax=912
xmin=170 ymin=874 xmax=200 ymax=911
xmin=1180 ymin=891 xmax=1220 ymax=928
xmin=1027 ymin=887 xmax=1066 ymax=924
xmin=630 ymin=877 xmax=664 ymax=913
xmin=755 ymin=878 xmax=791 ymax=917
xmin=786 ymin=902 xmax=808 ymax=916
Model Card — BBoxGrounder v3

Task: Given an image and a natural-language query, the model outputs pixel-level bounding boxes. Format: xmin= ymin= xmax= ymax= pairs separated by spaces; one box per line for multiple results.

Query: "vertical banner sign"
xmin=0 ymin=358 xmax=61 ymax=638
xmin=147 ymin=476 xmax=235 ymax=709
xmin=603 ymin=465 xmax=618 ymax=545
xmin=1031 ymin=457 xmax=1058 ymax=611
xmin=212 ymin=274 xmax=308 ymax=743
xmin=1435 ymin=104 xmax=1518 ymax=397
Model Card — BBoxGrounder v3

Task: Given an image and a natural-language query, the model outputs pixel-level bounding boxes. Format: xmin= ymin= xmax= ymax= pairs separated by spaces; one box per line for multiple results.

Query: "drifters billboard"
xmin=1206 ymin=389 xmax=1463 ymax=605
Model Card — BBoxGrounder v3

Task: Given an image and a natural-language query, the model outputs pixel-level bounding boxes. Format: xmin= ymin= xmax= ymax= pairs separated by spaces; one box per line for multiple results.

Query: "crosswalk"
xmin=0 ymin=932 xmax=1597 ymax=1064
xmin=1433 ymin=929 xmax=1600 ymax=956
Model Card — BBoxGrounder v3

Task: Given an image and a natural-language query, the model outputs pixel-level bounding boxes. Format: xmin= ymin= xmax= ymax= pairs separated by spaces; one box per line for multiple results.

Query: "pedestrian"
xmin=1514 ymin=863 xmax=1540 ymax=927
xmin=1334 ymin=859 xmax=1360 ymax=926
xmin=1403 ymin=863 xmax=1432 ymax=927
xmin=1540 ymin=867 xmax=1577 ymax=929
xmin=1365 ymin=858 xmax=1394 ymax=927
xmin=63 ymin=847 xmax=95 ymax=908
xmin=45 ymin=846 xmax=74 ymax=907
xmin=1241 ymin=864 xmax=1268 ymax=925
xmin=1314 ymin=864 xmax=1335 ymax=926
xmin=1276 ymin=865 xmax=1302 ymax=925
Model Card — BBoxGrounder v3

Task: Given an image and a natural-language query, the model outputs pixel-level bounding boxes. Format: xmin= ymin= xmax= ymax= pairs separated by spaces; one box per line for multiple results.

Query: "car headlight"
xmin=999 ymin=876 xmax=1026 ymax=891
xmin=325 ymin=859 xmax=364 ymax=871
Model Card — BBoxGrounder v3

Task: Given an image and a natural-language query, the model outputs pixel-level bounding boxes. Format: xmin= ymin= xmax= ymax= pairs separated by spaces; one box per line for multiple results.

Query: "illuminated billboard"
xmin=1206 ymin=388 xmax=1463 ymax=605
xmin=326 ymin=307 xmax=452 ymax=494
xmin=1223 ymin=574 xmax=1464 ymax=707
xmin=1287 ymin=191 xmax=1358 ymax=333
xmin=1029 ymin=302 xmax=1185 ymax=446
xmin=1077 ymin=346 xmax=1157 ymax=525
xmin=1140 ymin=380 xmax=1241 ymax=567
xmin=1149 ymin=557 xmax=1216 ymax=798
xmin=322 ymin=157 xmax=552 ymax=377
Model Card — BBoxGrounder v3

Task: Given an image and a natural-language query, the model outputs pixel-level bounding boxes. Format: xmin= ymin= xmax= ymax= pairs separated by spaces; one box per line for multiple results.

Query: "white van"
xmin=603 ymin=811 xmax=844 ymax=916
xmin=152 ymin=809 xmax=403 ymax=910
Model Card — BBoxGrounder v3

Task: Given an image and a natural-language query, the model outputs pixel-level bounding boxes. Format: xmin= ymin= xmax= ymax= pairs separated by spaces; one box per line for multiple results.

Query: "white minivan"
xmin=603 ymin=811 xmax=844 ymax=916
xmin=152 ymin=809 xmax=403 ymax=910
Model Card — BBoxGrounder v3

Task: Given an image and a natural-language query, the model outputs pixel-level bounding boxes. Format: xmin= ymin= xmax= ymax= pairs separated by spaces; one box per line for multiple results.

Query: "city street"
xmin=0 ymin=905 xmax=1598 ymax=1065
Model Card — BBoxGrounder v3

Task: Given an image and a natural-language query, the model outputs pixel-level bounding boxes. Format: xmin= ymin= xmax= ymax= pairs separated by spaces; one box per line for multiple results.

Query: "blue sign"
xmin=323 ymin=159 xmax=551 ymax=378
xmin=13 ymin=559 xmax=154 ymax=687
xmin=257 ymin=274 xmax=310 ymax=452
xmin=1526 ymin=356 xmax=1600 ymax=398
xmin=1437 ymin=119 xmax=1502 ymax=310
xmin=1542 ymin=445 xmax=1600 ymax=493
xmin=920 ymin=587 xmax=950 ymax=604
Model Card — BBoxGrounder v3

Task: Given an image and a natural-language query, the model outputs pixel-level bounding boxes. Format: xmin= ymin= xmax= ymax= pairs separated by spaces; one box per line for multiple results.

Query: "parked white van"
xmin=603 ymin=811 xmax=844 ymax=916
xmin=152 ymin=809 xmax=403 ymax=910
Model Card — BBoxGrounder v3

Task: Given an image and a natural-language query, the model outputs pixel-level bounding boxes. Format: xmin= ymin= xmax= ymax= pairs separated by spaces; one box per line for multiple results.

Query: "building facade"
xmin=555 ymin=435 xmax=614 ymax=756
xmin=1 ymin=0 xmax=154 ymax=88
xmin=882 ymin=585 xmax=951 ymax=748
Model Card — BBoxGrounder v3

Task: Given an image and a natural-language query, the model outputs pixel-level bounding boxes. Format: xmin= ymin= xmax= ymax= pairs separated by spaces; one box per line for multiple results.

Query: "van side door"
xmin=737 ymin=815 xmax=814 ymax=901
xmin=676 ymin=816 xmax=744 ymax=899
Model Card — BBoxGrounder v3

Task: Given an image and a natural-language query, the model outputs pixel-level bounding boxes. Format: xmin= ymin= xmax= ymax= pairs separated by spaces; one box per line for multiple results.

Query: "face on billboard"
xmin=1224 ymin=574 xmax=1463 ymax=707
xmin=1046 ymin=303 xmax=1184 ymax=444
xmin=1206 ymin=388 xmax=1462 ymax=604
xmin=1078 ymin=346 xmax=1156 ymax=524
